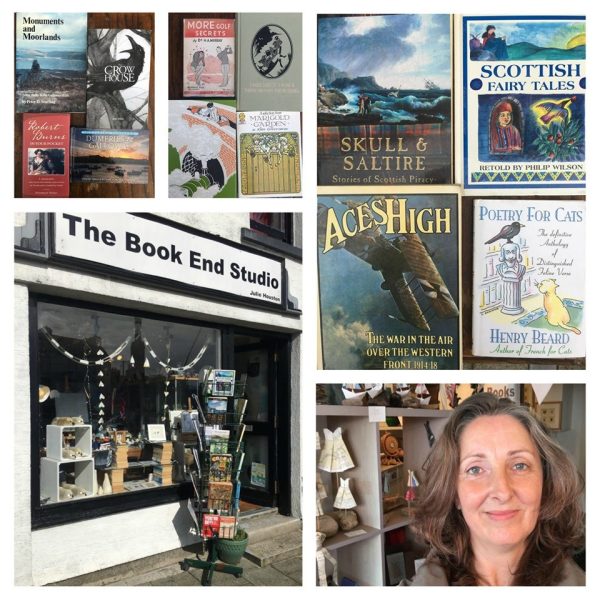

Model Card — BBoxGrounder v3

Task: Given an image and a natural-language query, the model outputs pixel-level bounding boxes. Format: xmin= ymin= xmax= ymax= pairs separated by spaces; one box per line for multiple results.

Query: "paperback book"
xmin=463 ymin=16 xmax=586 ymax=190
xmin=209 ymin=454 xmax=233 ymax=482
xmin=318 ymin=194 xmax=460 ymax=369
xmin=238 ymin=111 xmax=302 ymax=197
xmin=236 ymin=13 xmax=302 ymax=112
xmin=86 ymin=28 xmax=151 ymax=129
xmin=22 ymin=113 xmax=70 ymax=197
xmin=16 ymin=12 xmax=87 ymax=113
xmin=201 ymin=513 xmax=220 ymax=538
xmin=168 ymin=100 xmax=237 ymax=198
xmin=473 ymin=199 xmax=585 ymax=358
xmin=317 ymin=14 xmax=452 ymax=186
xmin=183 ymin=17 xmax=235 ymax=97
xmin=70 ymin=128 xmax=150 ymax=184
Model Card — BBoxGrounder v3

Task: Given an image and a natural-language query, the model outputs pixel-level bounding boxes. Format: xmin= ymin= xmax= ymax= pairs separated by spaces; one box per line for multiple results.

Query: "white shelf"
xmin=40 ymin=457 xmax=94 ymax=503
xmin=46 ymin=424 xmax=92 ymax=461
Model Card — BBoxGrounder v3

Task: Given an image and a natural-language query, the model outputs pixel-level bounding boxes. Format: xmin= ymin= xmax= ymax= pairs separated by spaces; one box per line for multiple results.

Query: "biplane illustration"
xmin=318 ymin=199 xmax=459 ymax=332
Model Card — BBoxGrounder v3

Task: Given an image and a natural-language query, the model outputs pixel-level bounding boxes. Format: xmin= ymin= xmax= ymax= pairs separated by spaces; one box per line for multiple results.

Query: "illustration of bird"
xmin=532 ymin=96 xmax=576 ymax=127
xmin=87 ymin=35 xmax=145 ymax=95
xmin=484 ymin=222 xmax=524 ymax=244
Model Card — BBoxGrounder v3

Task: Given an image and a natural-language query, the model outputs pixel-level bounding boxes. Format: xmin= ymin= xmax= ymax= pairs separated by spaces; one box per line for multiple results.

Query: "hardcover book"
xmin=237 ymin=111 xmax=302 ymax=197
xmin=168 ymin=100 xmax=237 ymax=198
xmin=70 ymin=128 xmax=150 ymax=184
xmin=462 ymin=16 xmax=586 ymax=190
xmin=318 ymin=194 xmax=460 ymax=369
xmin=16 ymin=13 xmax=87 ymax=113
xmin=472 ymin=199 xmax=585 ymax=358
xmin=236 ymin=13 xmax=302 ymax=112
xmin=183 ymin=17 xmax=235 ymax=97
xmin=317 ymin=14 xmax=452 ymax=186
xmin=22 ymin=113 xmax=70 ymax=197
xmin=86 ymin=28 xmax=151 ymax=129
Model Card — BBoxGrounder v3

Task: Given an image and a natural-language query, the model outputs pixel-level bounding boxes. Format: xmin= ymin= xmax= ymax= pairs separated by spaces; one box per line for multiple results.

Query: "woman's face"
xmin=456 ymin=415 xmax=543 ymax=555
xmin=498 ymin=111 xmax=512 ymax=127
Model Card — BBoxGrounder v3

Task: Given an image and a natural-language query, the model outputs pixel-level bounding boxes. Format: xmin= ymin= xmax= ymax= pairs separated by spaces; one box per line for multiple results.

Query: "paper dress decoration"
xmin=415 ymin=384 xmax=431 ymax=406
xmin=333 ymin=477 xmax=357 ymax=510
xmin=404 ymin=469 xmax=420 ymax=502
xmin=318 ymin=427 xmax=355 ymax=473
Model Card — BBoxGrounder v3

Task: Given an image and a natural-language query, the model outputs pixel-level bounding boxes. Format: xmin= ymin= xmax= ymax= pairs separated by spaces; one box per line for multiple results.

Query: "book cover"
xmin=183 ymin=17 xmax=235 ymax=97
xmin=472 ymin=199 xmax=585 ymax=358
xmin=207 ymin=399 xmax=227 ymax=426
xmin=237 ymin=111 xmax=302 ymax=197
xmin=208 ymin=481 xmax=233 ymax=511
xmin=16 ymin=13 xmax=87 ymax=113
xmin=168 ymin=100 xmax=237 ymax=198
xmin=318 ymin=194 xmax=460 ymax=369
xmin=71 ymin=128 xmax=150 ymax=184
xmin=237 ymin=13 xmax=302 ymax=112
xmin=201 ymin=513 xmax=221 ymax=538
xmin=209 ymin=454 xmax=233 ymax=482
xmin=22 ymin=113 xmax=70 ymax=197
xmin=86 ymin=28 xmax=151 ymax=129
xmin=219 ymin=515 xmax=236 ymax=539
xmin=317 ymin=14 xmax=452 ymax=186
xmin=463 ymin=16 xmax=585 ymax=190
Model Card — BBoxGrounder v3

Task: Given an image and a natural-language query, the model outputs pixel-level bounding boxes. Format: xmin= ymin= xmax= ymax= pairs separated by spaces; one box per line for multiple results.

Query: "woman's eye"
xmin=513 ymin=462 xmax=529 ymax=471
xmin=466 ymin=466 xmax=483 ymax=476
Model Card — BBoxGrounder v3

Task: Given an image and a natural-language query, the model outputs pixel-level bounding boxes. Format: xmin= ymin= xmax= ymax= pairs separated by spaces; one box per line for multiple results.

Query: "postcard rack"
xmin=180 ymin=373 xmax=247 ymax=586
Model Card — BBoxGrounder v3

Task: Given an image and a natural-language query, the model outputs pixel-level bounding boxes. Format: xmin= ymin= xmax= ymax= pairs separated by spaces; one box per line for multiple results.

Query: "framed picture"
xmin=147 ymin=423 xmax=166 ymax=442
xmin=386 ymin=552 xmax=406 ymax=585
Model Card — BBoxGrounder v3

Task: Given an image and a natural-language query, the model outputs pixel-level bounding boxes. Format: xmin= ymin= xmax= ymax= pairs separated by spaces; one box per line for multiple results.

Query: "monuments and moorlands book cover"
xmin=463 ymin=16 xmax=585 ymax=190
xmin=183 ymin=17 xmax=235 ymax=98
xmin=70 ymin=128 xmax=150 ymax=184
xmin=16 ymin=13 xmax=88 ymax=113
xmin=22 ymin=113 xmax=70 ymax=198
xmin=472 ymin=199 xmax=585 ymax=358
xmin=168 ymin=100 xmax=237 ymax=198
xmin=237 ymin=111 xmax=302 ymax=197
xmin=317 ymin=14 xmax=452 ymax=186
xmin=318 ymin=194 xmax=460 ymax=370
xmin=86 ymin=28 xmax=151 ymax=130
xmin=236 ymin=13 xmax=302 ymax=112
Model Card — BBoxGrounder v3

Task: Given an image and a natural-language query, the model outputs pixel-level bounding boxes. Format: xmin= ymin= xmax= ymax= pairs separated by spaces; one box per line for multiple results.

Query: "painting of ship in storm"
xmin=317 ymin=14 xmax=452 ymax=185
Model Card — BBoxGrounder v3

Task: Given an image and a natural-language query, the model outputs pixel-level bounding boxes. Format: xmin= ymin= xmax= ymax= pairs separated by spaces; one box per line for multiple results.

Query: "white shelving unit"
xmin=41 ymin=424 xmax=94 ymax=503
xmin=316 ymin=405 xmax=451 ymax=586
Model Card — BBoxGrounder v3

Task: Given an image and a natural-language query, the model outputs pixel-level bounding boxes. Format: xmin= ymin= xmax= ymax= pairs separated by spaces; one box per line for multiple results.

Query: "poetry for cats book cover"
xmin=472 ymin=198 xmax=585 ymax=358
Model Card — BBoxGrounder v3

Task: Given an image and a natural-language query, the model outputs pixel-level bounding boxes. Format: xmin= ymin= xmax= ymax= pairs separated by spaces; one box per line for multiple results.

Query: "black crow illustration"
xmin=88 ymin=35 xmax=145 ymax=95
xmin=485 ymin=222 xmax=524 ymax=244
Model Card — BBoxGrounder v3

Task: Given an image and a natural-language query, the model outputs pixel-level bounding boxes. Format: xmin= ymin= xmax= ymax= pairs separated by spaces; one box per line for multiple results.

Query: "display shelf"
xmin=382 ymin=507 xmax=412 ymax=533
xmin=323 ymin=524 xmax=379 ymax=552
xmin=40 ymin=457 xmax=94 ymax=503
xmin=46 ymin=424 xmax=92 ymax=461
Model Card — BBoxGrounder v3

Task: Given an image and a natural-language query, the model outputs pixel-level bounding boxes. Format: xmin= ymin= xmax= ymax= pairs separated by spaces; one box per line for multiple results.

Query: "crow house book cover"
xmin=463 ymin=16 xmax=585 ymax=191
xmin=318 ymin=193 xmax=460 ymax=369
xmin=473 ymin=198 xmax=585 ymax=358
xmin=15 ymin=12 xmax=88 ymax=113
xmin=317 ymin=14 xmax=453 ymax=186
xmin=86 ymin=28 xmax=151 ymax=129
xmin=70 ymin=128 xmax=149 ymax=184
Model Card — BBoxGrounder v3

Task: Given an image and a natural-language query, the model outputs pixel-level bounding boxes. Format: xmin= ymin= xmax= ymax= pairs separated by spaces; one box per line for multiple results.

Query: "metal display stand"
xmin=180 ymin=370 xmax=247 ymax=586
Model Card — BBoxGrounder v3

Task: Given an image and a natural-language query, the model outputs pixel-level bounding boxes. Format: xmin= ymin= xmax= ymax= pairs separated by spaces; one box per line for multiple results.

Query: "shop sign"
xmin=52 ymin=213 xmax=284 ymax=306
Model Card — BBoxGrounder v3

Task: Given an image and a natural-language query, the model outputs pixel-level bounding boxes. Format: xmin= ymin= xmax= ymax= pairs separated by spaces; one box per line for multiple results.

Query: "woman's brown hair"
xmin=412 ymin=393 xmax=584 ymax=585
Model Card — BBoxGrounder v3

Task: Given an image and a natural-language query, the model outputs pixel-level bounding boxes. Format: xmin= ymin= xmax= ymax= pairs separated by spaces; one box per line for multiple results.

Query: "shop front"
xmin=14 ymin=212 xmax=302 ymax=585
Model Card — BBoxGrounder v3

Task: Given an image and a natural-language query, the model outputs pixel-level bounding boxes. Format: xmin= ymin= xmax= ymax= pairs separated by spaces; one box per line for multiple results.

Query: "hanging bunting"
xmin=142 ymin=337 xmax=208 ymax=372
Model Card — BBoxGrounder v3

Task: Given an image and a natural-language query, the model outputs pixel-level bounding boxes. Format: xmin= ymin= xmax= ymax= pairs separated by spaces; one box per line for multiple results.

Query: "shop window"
xmin=242 ymin=213 xmax=301 ymax=260
xmin=14 ymin=212 xmax=47 ymax=255
xmin=35 ymin=299 xmax=220 ymax=510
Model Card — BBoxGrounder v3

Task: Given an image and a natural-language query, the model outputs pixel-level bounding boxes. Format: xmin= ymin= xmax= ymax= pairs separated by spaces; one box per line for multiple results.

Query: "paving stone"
xmin=243 ymin=565 xmax=299 ymax=587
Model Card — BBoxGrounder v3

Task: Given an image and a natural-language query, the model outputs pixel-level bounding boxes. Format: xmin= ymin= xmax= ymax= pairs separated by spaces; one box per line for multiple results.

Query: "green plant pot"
xmin=215 ymin=536 xmax=249 ymax=565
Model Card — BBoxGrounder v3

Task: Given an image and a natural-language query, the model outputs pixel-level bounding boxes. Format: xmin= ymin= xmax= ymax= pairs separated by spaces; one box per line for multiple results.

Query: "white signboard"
xmin=53 ymin=213 xmax=283 ymax=305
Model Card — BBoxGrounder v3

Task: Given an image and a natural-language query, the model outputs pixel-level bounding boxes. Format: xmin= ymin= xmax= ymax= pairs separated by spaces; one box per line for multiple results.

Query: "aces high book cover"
xmin=86 ymin=28 xmax=151 ymax=129
xmin=463 ymin=16 xmax=585 ymax=191
xmin=238 ymin=111 xmax=302 ymax=197
xmin=183 ymin=17 xmax=235 ymax=98
xmin=22 ymin=113 xmax=70 ymax=197
xmin=15 ymin=13 xmax=87 ymax=113
xmin=318 ymin=193 xmax=460 ymax=370
xmin=168 ymin=100 xmax=237 ymax=198
xmin=317 ymin=14 xmax=452 ymax=186
xmin=473 ymin=199 xmax=585 ymax=358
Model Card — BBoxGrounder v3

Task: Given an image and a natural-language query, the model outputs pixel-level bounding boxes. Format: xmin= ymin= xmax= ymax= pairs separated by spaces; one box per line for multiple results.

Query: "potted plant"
xmin=215 ymin=527 xmax=249 ymax=565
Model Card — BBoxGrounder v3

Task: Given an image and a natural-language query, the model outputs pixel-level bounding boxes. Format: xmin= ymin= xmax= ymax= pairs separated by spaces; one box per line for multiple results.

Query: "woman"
xmin=490 ymin=101 xmax=522 ymax=154
xmin=409 ymin=394 xmax=584 ymax=586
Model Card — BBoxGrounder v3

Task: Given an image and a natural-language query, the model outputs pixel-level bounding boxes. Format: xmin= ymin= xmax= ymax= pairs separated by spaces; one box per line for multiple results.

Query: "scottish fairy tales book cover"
xmin=168 ymin=100 xmax=237 ymax=198
xmin=318 ymin=195 xmax=460 ymax=370
xmin=317 ymin=14 xmax=452 ymax=186
xmin=238 ymin=111 xmax=302 ymax=197
xmin=86 ymin=28 xmax=151 ymax=130
xmin=15 ymin=13 xmax=87 ymax=113
xmin=183 ymin=18 xmax=235 ymax=98
xmin=463 ymin=16 xmax=585 ymax=190
xmin=473 ymin=199 xmax=585 ymax=358
xmin=70 ymin=128 xmax=149 ymax=184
